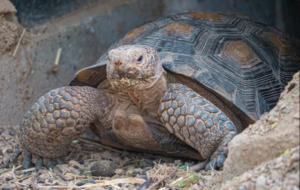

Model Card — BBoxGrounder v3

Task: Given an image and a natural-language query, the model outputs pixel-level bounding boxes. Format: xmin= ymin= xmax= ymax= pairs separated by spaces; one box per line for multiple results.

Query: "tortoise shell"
xmin=70 ymin=12 xmax=300 ymax=122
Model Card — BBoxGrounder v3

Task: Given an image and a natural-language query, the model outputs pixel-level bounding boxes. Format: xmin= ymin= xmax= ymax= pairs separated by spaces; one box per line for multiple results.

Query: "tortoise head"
xmin=107 ymin=45 xmax=163 ymax=91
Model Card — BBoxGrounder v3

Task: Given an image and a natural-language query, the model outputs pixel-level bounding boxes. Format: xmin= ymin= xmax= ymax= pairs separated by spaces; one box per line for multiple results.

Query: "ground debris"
xmin=0 ymin=132 xmax=222 ymax=189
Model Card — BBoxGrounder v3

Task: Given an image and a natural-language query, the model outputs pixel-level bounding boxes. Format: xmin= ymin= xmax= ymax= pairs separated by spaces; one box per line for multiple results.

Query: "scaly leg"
xmin=18 ymin=86 xmax=116 ymax=170
xmin=159 ymin=83 xmax=237 ymax=170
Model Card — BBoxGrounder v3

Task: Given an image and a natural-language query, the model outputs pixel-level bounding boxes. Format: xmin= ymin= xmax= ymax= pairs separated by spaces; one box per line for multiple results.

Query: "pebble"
xmin=2 ymin=133 xmax=12 ymax=141
xmin=256 ymin=175 xmax=267 ymax=189
xmin=8 ymin=129 xmax=16 ymax=136
xmin=69 ymin=160 xmax=84 ymax=169
xmin=88 ymin=177 xmax=95 ymax=184
xmin=1 ymin=164 xmax=9 ymax=168
xmin=90 ymin=160 xmax=117 ymax=177
xmin=280 ymin=103 xmax=288 ymax=111
xmin=68 ymin=167 xmax=81 ymax=175
xmin=37 ymin=179 xmax=45 ymax=183
xmin=78 ymin=160 xmax=84 ymax=164
xmin=76 ymin=181 xmax=86 ymax=186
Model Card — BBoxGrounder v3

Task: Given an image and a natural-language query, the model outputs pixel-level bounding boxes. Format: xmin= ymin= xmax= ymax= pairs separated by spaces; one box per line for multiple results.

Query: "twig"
xmin=54 ymin=48 xmax=62 ymax=65
xmin=170 ymin=177 xmax=183 ymax=185
xmin=13 ymin=29 xmax=26 ymax=57
xmin=55 ymin=170 xmax=73 ymax=181
xmin=190 ymin=160 xmax=209 ymax=171
xmin=49 ymin=171 xmax=54 ymax=178
xmin=18 ymin=174 xmax=32 ymax=182
xmin=166 ymin=183 xmax=175 ymax=190
xmin=0 ymin=169 xmax=10 ymax=174
xmin=146 ymin=168 xmax=178 ymax=190
xmin=14 ymin=181 xmax=29 ymax=186
xmin=78 ymin=137 xmax=122 ymax=153
xmin=21 ymin=167 xmax=36 ymax=173
xmin=13 ymin=165 xmax=22 ymax=171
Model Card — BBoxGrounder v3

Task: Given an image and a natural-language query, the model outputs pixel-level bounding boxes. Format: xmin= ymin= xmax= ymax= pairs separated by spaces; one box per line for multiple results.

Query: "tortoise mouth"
xmin=109 ymin=77 xmax=146 ymax=89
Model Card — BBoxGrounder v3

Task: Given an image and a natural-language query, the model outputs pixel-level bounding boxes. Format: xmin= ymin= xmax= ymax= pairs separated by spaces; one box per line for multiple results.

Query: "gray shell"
xmin=70 ymin=12 xmax=300 ymax=122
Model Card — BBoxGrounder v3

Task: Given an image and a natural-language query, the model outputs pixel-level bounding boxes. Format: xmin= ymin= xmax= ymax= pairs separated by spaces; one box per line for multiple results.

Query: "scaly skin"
xmin=159 ymin=83 xmax=237 ymax=170
xmin=19 ymin=86 xmax=113 ymax=159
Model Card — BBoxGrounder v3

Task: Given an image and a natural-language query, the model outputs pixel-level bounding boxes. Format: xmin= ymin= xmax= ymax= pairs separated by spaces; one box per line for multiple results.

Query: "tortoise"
xmin=18 ymin=12 xmax=300 ymax=171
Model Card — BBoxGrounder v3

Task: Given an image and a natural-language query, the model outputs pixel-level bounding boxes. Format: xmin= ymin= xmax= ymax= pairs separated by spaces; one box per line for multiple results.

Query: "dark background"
xmin=10 ymin=0 xmax=300 ymax=39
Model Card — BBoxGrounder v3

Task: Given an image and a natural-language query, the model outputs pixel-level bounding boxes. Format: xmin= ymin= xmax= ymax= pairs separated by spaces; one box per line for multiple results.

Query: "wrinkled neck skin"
xmin=108 ymin=69 xmax=168 ymax=119
xmin=128 ymin=70 xmax=168 ymax=118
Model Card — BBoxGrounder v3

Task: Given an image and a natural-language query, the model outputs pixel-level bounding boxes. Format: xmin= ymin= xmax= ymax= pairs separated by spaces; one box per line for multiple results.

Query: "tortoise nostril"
xmin=115 ymin=61 xmax=122 ymax=66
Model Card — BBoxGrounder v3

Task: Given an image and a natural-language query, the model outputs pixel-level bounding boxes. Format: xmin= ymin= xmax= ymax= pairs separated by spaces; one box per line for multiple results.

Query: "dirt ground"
xmin=0 ymin=1 xmax=299 ymax=190
xmin=0 ymin=132 xmax=224 ymax=190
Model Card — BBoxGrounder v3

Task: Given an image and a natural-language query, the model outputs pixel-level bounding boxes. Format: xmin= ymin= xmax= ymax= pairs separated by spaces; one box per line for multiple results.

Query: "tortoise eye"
xmin=136 ymin=55 xmax=143 ymax=63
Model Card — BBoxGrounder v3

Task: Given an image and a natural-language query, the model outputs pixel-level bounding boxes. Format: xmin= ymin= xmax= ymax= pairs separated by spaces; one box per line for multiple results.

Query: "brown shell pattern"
xmin=72 ymin=12 xmax=300 ymax=121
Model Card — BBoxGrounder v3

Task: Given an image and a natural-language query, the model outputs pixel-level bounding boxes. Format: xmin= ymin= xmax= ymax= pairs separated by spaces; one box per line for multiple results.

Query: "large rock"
xmin=0 ymin=0 xmax=17 ymax=14
xmin=223 ymin=72 xmax=300 ymax=181
xmin=221 ymin=146 xmax=299 ymax=190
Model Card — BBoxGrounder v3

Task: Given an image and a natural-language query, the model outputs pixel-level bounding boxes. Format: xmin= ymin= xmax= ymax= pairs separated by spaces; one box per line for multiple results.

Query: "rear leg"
xmin=159 ymin=83 xmax=237 ymax=170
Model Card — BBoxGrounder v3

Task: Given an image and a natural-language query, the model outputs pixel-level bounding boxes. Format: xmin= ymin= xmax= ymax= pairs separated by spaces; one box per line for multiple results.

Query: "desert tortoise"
xmin=18 ymin=12 xmax=300 ymax=171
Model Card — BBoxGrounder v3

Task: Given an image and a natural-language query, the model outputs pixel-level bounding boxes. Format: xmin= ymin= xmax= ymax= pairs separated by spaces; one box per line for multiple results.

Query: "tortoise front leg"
xmin=19 ymin=86 xmax=115 ymax=170
xmin=158 ymin=83 xmax=237 ymax=170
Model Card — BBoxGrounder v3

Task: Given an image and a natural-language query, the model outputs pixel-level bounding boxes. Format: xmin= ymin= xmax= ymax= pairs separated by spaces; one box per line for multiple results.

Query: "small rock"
xmin=134 ymin=168 xmax=143 ymax=174
xmin=115 ymin=169 xmax=124 ymax=175
xmin=174 ymin=160 xmax=182 ymax=165
xmin=69 ymin=160 xmax=84 ymax=169
xmin=56 ymin=181 xmax=67 ymax=186
xmin=2 ymin=187 xmax=11 ymax=190
xmin=88 ymin=177 xmax=95 ymax=184
xmin=68 ymin=167 xmax=81 ymax=175
xmin=1 ymin=164 xmax=9 ymax=168
xmin=90 ymin=160 xmax=117 ymax=177
xmin=280 ymin=103 xmax=288 ymax=111
xmin=293 ymin=112 xmax=300 ymax=119
xmin=8 ymin=129 xmax=16 ymax=136
xmin=256 ymin=175 xmax=267 ymax=190
xmin=126 ymin=168 xmax=134 ymax=176
xmin=76 ymin=181 xmax=86 ymax=186
xmin=143 ymin=158 xmax=154 ymax=166
xmin=37 ymin=179 xmax=45 ymax=183
xmin=240 ymin=172 xmax=252 ymax=183
xmin=1 ymin=133 xmax=12 ymax=141
xmin=2 ymin=173 xmax=14 ymax=181
xmin=100 ymin=151 xmax=112 ymax=158
xmin=137 ymin=175 xmax=148 ymax=180
xmin=78 ymin=160 xmax=84 ymax=164
xmin=292 ymin=153 xmax=299 ymax=161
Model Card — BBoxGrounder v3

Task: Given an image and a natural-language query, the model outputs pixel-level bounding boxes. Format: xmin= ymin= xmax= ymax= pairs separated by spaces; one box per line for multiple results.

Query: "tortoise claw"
xmin=22 ymin=154 xmax=32 ymax=169
xmin=205 ymin=158 xmax=217 ymax=171
xmin=11 ymin=149 xmax=21 ymax=162
xmin=35 ymin=157 xmax=43 ymax=171
xmin=56 ymin=158 xmax=64 ymax=165
xmin=217 ymin=152 xmax=225 ymax=168
xmin=46 ymin=159 xmax=55 ymax=169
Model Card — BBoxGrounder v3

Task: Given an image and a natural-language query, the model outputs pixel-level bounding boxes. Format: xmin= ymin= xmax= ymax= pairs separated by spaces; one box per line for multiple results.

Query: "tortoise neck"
xmin=128 ymin=70 xmax=167 ymax=118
